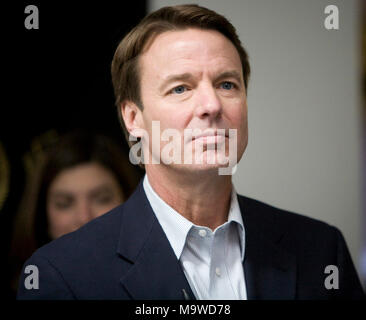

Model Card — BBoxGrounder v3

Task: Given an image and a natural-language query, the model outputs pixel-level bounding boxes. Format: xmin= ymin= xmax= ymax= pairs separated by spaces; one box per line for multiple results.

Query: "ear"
xmin=120 ymin=101 xmax=144 ymax=137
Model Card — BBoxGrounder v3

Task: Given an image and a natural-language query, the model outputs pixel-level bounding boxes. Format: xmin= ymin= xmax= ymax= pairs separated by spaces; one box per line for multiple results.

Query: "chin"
xmin=166 ymin=151 xmax=235 ymax=175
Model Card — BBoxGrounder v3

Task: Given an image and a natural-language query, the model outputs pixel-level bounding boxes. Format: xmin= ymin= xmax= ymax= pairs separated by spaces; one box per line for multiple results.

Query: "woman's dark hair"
xmin=33 ymin=130 xmax=140 ymax=246
xmin=8 ymin=130 xmax=141 ymax=295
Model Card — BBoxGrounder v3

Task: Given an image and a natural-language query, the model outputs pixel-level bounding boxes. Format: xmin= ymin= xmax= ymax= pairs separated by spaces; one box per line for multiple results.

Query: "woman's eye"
xmin=171 ymin=85 xmax=187 ymax=94
xmin=95 ymin=195 xmax=113 ymax=205
xmin=54 ymin=200 xmax=72 ymax=210
xmin=220 ymin=81 xmax=235 ymax=90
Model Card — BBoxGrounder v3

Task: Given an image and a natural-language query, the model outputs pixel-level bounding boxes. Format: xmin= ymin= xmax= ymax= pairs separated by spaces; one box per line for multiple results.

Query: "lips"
xmin=187 ymin=129 xmax=229 ymax=144
xmin=195 ymin=135 xmax=226 ymax=145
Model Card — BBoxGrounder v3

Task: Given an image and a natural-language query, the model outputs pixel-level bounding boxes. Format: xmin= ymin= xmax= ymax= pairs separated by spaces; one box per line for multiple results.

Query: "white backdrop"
xmin=148 ymin=0 xmax=363 ymax=279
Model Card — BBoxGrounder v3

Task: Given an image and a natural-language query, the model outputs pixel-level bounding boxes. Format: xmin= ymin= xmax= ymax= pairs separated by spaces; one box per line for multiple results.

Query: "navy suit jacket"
xmin=17 ymin=180 xmax=365 ymax=300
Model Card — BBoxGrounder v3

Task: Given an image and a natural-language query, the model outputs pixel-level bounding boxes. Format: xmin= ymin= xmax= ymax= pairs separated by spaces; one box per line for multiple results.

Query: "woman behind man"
xmin=8 ymin=130 xmax=141 ymax=297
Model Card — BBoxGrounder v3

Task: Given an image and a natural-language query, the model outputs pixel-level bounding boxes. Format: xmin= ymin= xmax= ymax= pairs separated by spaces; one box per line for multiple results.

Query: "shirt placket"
xmin=209 ymin=227 xmax=228 ymax=299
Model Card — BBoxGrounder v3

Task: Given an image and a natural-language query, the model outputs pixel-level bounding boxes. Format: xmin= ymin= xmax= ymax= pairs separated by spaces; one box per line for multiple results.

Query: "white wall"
xmin=149 ymin=0 xmax=363 ymax=279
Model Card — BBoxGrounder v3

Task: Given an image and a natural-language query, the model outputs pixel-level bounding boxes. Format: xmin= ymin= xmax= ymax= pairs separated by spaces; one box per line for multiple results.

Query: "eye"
xmin=220 ymin=81 xmax=235 ymax=90
xmin=95 ymin=194 xmax=114 ymax=205
xmin=170 ymin=85 xmax=187 ymax=94
xmin=54 ymin=199 xmax=73 ymax=210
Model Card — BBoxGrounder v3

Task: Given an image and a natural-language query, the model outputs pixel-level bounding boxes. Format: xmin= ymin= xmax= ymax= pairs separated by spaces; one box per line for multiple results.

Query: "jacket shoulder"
xmin=17 ymin=204 xmax=130 ymax=299
xmin=238 ymin=194 xmax=336 ymax=233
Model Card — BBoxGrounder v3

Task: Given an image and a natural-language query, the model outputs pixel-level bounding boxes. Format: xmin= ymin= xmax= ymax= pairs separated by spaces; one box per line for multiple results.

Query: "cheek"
xmin=142 ymin=92 xmax=192 ymax=130
xmin=92 ymin=202 xmax=118 ymax=218
xmin=48 ymin=208 xmax=73 ymax=226
xmin=154 ymin=110 xmax=190 ymax=131
xmin=238 ymin=109 xmax=249 ymax=155
xmin=228 ymin=101 xmax=247 ymax=128
xmin=91 ymin=193 xmax=124 ymax=218
xmin=239 ymin=110 xmax=248 ymax=134
xmin=228 ymin=103 xmax=248 ymax=150
xmin=47 ymin=208 xmax=75 ymax=239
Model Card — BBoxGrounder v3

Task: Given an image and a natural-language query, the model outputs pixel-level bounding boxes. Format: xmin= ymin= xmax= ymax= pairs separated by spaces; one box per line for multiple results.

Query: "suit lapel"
xmin=117 ymin=181 xmax=195 ymax=300
xmin=116 ymin=182 xmax=296 ymax=300
xmin=243 ymin=233 xmax=297 ymax=299
xmin=238 ymin=195 xmax=297 ymax=299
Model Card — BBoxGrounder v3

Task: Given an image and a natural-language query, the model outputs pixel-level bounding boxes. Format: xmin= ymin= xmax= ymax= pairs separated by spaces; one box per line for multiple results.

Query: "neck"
xmin=145 ymin=164 xmax=232 ymax=231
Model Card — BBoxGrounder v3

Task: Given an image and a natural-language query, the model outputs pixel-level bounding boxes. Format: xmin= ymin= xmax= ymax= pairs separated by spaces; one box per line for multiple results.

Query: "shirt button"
xmin=198 ymin=229 xmax=207 ymax=237
xmin=215 ymin=267 xmax=221 ymax=277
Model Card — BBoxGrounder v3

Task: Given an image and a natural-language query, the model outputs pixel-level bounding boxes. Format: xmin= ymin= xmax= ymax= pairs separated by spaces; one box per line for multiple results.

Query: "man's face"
xmin=135 ymin=28 xmax=248 ymax=172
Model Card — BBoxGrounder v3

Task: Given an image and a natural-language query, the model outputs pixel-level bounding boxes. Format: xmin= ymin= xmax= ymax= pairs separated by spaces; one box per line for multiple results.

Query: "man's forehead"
xmin=139 ymin=28 xmax=242 ymax=78
xmin=143 ymin=27 xmax=223 ymax=47
xmin=143 ymin=28 xmax=236 ymax=56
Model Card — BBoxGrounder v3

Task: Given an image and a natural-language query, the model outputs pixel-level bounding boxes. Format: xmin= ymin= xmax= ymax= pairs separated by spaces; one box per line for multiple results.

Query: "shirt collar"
xmin=227 ymin=185 xmax=246 ymax=261
xmin=143 ymin=175 xmax=245 ymax=261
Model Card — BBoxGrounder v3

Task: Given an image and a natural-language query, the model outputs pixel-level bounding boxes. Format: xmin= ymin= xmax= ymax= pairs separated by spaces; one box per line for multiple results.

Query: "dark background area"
xmin=1 ymin=1 xmax=147 ymax=298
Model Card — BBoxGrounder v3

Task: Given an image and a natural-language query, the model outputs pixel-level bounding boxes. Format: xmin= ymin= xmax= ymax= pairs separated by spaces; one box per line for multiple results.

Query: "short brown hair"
xmin=111 ymin=4 xmax=250 ymax=147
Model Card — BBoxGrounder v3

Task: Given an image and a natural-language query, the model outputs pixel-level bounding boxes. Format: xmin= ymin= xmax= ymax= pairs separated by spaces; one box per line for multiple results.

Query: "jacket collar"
xmin=238 ymin=195 xmax=297 ymax=299
xmin=117 ymin=180 xmax=296 ymax=300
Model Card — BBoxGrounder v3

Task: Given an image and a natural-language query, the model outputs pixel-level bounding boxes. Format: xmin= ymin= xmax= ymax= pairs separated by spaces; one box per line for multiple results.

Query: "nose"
xmin=76 ymin=200 xmax=94 ymax=225
xmin=194 ymin=83 xmax=222 ymax=120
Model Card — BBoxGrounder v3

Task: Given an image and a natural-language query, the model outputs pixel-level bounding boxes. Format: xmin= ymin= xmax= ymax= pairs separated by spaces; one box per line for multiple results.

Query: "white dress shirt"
xmin=143 ymin=175 xmax=247 ymax=300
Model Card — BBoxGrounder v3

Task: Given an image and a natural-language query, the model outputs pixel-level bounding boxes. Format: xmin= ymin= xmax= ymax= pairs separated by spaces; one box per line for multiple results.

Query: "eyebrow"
xmin=88 ymin=185 xmax=114 ymax=198
xmin=50 ymin=191 xmax=73 ymax=199
xmin=159 ymin=70 xmax=243 ymax=92
xmin=214 ymin=71 xmax=243 ymax=86
xmin=159 ymin=73 xmax=194 ymax=92
xmin=50 ymin=185 xmax=114 ymax=199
